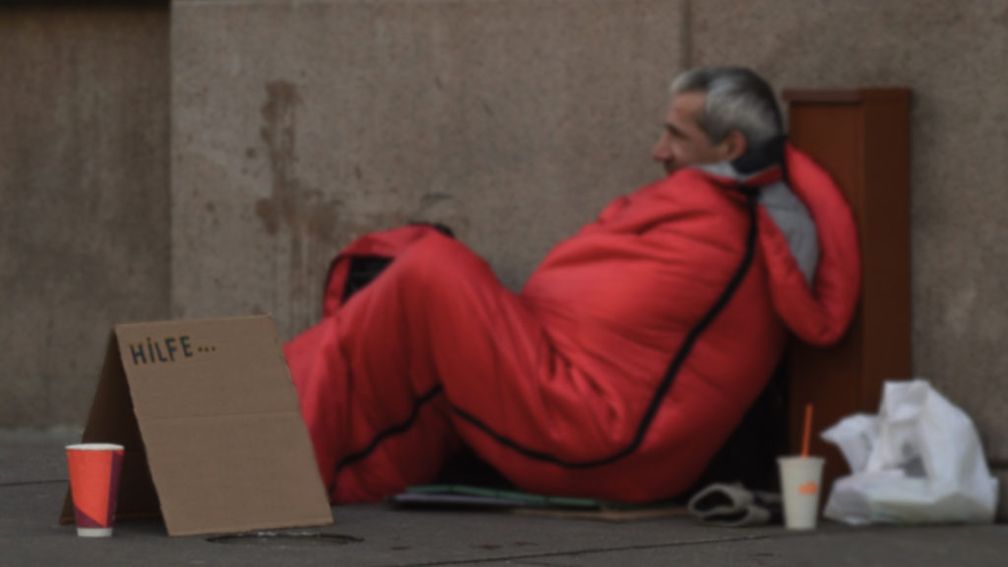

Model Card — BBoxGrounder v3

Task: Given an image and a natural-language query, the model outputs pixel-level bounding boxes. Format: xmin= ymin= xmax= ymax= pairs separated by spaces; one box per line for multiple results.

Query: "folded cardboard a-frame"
xmin=60 ymin=316 xmax=333 ymax=536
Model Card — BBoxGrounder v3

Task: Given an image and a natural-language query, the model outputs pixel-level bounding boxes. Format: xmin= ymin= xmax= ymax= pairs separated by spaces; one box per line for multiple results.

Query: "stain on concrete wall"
xmin=255 ymin=81 xmax=343 ymax=328
xmin=171 ymin=0 xmax=683 ymax=338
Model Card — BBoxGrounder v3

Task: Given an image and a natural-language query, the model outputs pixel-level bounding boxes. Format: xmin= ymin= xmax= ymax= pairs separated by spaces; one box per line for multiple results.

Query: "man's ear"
xmin=719 ymin=130 xmax=748 ymax=162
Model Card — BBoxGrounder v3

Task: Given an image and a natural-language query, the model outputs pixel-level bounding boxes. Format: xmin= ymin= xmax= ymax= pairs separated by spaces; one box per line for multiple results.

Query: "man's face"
xmin=651 ymin=91 xmax=728 ymax=175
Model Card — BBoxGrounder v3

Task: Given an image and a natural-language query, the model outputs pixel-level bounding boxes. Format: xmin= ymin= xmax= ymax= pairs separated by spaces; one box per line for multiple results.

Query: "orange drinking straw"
xmin=801 ymin=403 xmax=814 ymax=457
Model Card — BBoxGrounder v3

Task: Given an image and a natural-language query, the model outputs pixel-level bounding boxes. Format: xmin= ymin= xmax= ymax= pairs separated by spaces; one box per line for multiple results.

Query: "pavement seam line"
xmin=0 ymin=479 xmax=66 ymax=488
xmin=387 ymin=533 xmax=775 ymax=567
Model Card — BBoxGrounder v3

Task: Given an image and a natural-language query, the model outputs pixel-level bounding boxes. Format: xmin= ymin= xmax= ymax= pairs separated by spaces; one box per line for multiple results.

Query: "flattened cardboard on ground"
xmin=60 ymin=316 xmax=333 ymax=536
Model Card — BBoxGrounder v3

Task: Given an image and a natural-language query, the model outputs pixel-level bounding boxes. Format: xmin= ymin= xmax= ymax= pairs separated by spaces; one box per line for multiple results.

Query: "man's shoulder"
xmin=642 ymin=169 xmax=743 ymax=209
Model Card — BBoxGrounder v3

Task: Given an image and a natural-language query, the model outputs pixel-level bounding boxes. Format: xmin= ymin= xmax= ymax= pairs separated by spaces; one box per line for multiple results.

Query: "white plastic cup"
xmin=777 ymin=455 xmax=824 ymax=530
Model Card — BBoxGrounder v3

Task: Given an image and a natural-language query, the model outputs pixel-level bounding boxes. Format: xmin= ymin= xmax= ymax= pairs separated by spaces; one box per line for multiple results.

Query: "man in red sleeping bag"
xmin=284 ymin=67 xmax=860 ymax=503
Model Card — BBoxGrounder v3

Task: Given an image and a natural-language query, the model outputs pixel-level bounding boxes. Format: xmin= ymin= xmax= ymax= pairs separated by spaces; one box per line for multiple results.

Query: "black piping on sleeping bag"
xmin=332 ymin=190 xmax=759 ymax=484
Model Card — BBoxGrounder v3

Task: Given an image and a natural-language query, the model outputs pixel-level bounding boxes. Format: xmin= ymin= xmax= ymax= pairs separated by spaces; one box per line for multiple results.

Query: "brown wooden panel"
xmin=860 ymin=97 xmax=912 ymax=412
xmin=787 ymin=103 xmax=865 ymax=485
xmin=788 ymin=105 xmax=867 ymax=222
xmin=784 ymin=89 xmax=911 ymax=491
xmin=784 ymin=88 xmax=910 ymax=104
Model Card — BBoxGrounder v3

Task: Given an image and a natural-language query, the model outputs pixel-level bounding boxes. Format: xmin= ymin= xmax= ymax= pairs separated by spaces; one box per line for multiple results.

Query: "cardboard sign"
xmin=60 ymin=316 xmax=333 ymax=536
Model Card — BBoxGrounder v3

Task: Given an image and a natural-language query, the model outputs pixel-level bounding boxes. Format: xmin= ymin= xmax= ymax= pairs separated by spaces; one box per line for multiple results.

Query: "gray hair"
xmin=670 ymin=67 xmax=783 ymax=146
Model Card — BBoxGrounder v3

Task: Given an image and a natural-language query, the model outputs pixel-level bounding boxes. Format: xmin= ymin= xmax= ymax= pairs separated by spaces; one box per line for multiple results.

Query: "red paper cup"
xmin=65 ymin=443 xmax=125 ymax=537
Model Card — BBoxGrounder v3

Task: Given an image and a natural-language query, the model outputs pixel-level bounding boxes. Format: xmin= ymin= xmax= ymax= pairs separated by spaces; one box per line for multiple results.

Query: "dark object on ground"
xmin=687 ymin=363 xmax=789 ymax=495
xmin=339 ymin=222 xmax=454 ymax=304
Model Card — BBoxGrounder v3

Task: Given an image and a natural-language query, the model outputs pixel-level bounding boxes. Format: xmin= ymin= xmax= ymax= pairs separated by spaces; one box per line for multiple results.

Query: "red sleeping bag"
xmin=283 ymin=145 xmax=860 ymax=503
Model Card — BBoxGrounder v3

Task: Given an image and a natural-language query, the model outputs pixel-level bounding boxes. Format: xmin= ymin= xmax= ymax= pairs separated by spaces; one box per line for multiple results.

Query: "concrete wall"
xmin=0 ymin=5 xmax=170 ymax=428
xmin=170 ymin=0 xmax=684 ymax=337
xmin=7 ymin=0 xmax=1008 ymax=511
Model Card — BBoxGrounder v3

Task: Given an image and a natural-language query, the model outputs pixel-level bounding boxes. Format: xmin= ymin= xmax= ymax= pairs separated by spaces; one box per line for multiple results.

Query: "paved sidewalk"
xmin=2 ymin=433 xmax=1006 ymax=566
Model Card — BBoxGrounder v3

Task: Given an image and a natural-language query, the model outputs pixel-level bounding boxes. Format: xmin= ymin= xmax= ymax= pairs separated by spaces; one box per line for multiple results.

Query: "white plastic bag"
xmin=821 ymin=379 xmax=998 ymax=524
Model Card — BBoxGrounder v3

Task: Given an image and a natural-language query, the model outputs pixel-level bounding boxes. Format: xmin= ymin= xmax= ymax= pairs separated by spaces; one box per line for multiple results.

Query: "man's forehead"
xmin=667 ymin=91 xmax=705 ymax=120
xmin=664 ymin=91 xmax=706 ymax=133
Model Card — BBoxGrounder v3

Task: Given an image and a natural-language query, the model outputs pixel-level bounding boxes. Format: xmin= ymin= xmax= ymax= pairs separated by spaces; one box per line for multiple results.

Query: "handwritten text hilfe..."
xmin=128 ymin=336 xmax=194 ymax=365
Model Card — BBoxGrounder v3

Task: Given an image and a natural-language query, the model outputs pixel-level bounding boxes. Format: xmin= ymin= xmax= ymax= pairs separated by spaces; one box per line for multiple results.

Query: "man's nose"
xmin=652 ymin=133 xmax=672 ymax=163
